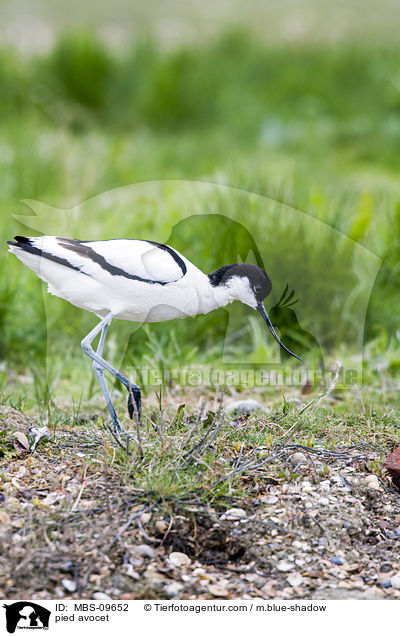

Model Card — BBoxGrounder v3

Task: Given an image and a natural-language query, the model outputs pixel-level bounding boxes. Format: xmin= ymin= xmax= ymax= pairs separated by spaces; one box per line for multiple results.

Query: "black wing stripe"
xmin=146 ymin=240 xmax=187 ymax=277
xmin=7 ymin=239 xmax=89 ymax=276
xmin=57 ymin=237 xmax=185 ymax=285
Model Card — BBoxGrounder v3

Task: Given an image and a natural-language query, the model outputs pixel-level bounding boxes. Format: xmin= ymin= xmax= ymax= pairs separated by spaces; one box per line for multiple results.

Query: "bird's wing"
xmin=9 ymin=236 xmax=187 ymax=286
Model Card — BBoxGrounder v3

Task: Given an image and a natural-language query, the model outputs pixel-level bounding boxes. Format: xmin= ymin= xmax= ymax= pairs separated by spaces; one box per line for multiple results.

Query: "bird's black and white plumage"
xmin=8 ymin=235 xmax=301 ymax=436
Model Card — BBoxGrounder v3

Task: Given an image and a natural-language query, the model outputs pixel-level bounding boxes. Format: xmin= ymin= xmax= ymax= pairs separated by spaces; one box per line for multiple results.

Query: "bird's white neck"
xmin=200 ymin=279 xmax=231 ymax=315
xmin=195 ymin=272 xmax=256 ymax=316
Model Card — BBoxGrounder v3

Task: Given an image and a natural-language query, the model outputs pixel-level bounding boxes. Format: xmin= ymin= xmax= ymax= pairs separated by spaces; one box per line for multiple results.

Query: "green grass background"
xmin=1 ymin=2 xmax=400 ymax=406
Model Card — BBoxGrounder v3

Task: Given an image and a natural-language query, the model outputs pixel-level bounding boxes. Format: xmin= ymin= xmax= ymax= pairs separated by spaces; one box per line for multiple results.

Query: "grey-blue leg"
xmin=81 ymin=312 xmax=141 ymax=433
xmin=92 ymin=322 xmax=122 ymax=433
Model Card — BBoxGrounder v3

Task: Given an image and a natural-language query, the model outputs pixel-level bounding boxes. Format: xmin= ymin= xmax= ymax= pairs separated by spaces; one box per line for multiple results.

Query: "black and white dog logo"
xmin=3 ymin=602 xmax=50 ymax=634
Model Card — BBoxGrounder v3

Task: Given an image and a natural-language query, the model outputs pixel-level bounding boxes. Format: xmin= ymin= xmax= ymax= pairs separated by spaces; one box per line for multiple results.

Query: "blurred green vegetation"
xmin=1 ymin=29 xmax=400 ymax=396
xmin=2 ymin=30 xmax=400 ymax=147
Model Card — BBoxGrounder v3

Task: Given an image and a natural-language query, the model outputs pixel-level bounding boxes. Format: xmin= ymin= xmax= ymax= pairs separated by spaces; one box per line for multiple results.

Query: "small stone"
xmin=264 ymin=496 xmax=278 ymax=505
xmin=381 ymin=580 xmax=392 ymax=588
xmin=291 ymin=452 xmax=307 ymax=464
xmin=168 ymin=552 xmax=191 ymax=567
xmin=390 ymin=572 xmax=400 ymax=589
xmin=318 ymin=497 xmax=330 ymax=506
xmin=225 ymin=399 xmax=269 ymax=417
xmin=193 ymin=567 xmax=206 ymax=576
xmin=155 ymin=520 xmax=168 ymax=533
xmin=330 ymin=557 xmax=345 ymax=565
xmin=208 ymin=584 xmax=228 ymax=598
xmin=59 ymin=560 xmax=74 ymax=573
xmin=221 ymin=508 xmax=247 ymax=520
xmin=0 ymin=510 xmax=10 ymax=525
xmin=61 ymin=579 xmax=76 ymax=593
xmin=319 ymin=480 xmax=331 ymax=492
xmin=260 ymin=580 xmax=277 ymax=598
xmin=144 ymin=564 xmax=165 ymax=582
xmin=132 ymin=544 xmax=155 ymax=559
xmin=364 ymin=475 xmax=380 ymax=490
xmin=140 ymin=512 xmax=152 ymax=524
xmin=122 ymin=564 xmax=140 ymax=580
xmin=338 ymin=581 xmax=352 ymax=589
xmin=276 ymin=560 xmax=295 ymax=572
xmin=165 ymin=582 xmax=183 ymax=597
xmin=287 ymin=572 xmax=303 ymax=587
xmin=129 ymin=555 xmax=144 ymax=567
xmin=93 ymin=592 xmax=113 ymax=600
xmin=302 ymin=481 xmax=313 ymax=492
xmin=244 ymin=573 xmax=265 ymax=586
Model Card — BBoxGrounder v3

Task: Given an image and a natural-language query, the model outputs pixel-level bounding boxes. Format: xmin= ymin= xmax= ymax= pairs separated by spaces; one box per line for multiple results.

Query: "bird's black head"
xmin=208 ymin=263 xmax=272 ymax=304
xmin=208 ymin=263 xmax=302 ymax=361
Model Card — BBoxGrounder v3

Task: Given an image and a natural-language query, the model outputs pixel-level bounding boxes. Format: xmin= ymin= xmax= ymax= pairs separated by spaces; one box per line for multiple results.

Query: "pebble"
xmin=390 ymin=572 xmax=400 ymax=589
xmin=122 ymin=564 xmax=140 ymax=580
xmin=0 ymin=511 xmax=10 ymax=525
xmin=364 ymin=475 xmax=380 ymax=491
xmin=381 ymin=580 xmax=392 ymax=588
xmin=168 ymin=552 xmax=191 ymax=567
xmin=221 ymin=508 xmax=247 ymax=520
xmin=319 ymin=480 xmax=331 ymax=492
xmin=93 ymin=592 xmax=113 ymax=600
xmin=155 ymin=520 xmax=168 ymax=533
xmin=144 ymin=564 xmax=165 ymax=582
xmin=260 ymin=580 xmax=277 ymax=598
xmin=244 ymin=573 xmax=265 ymax=586
xmin=291 ymin=452 xmax=307 ymax=464
xmin=132 ymin=544 xmax=155 ymax=559
xmin=193 ymin=567 xmax=206 ymax=577
xmin=338 ymin=581 xmax=352 ymax=589
xmin=225 ymin=399 xmax=269 ymax=417
xmin=302 ymin=481 xmax=313 ymax=493
xmin=165 ymin=582 xmax=183 ymax=597
xmin=276 ymin=560 xmax=295 ymax=572
xmin=295 ymin=558 xmax=306 ymax=567
xmin=129 ymin=555 xmax=144 ymax=567
xmin=61 ymin=579 xmax=76 ymax=593
xmin=208 ymin=584 xmax=228 ymax=598
xmin=318 ymin=497 xmax=330 ymax=506
xmin=264 ymin=496 xmax=278 ymax=505
xmin=287 ymin=572 xmax=303 ymax=587
xmin=140 ymin=512 xmax=152 ymax=524
xmin=330 ymin=557 xmax=345 ymax=565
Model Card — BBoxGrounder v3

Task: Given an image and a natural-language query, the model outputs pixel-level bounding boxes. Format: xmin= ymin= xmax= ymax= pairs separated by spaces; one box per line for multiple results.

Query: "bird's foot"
xmin=110 ymin=420 xmax=135 ymax=446
xmin=127 ymin=385 xmax=141 ymax=421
